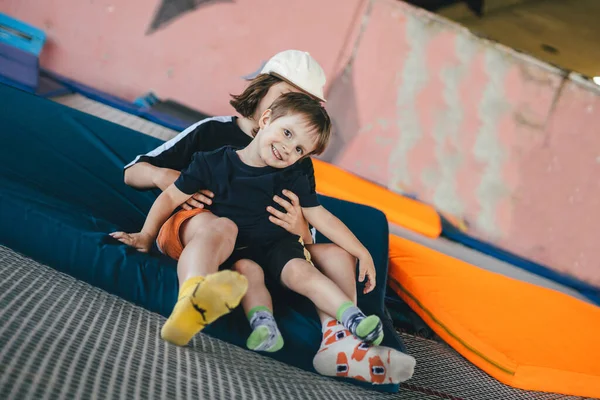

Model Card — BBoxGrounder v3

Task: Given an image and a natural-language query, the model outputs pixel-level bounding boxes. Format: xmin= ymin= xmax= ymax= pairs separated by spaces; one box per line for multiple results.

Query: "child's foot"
xmin=161 ymin=270 xmax=248 ymax=346
xmin=356 ymin=315 xmax=384 ymax=345
xmin=246 ymin=306 xmax=284 ymax=352
xmin=313 ymin=319 xmax=416 ymax=384
xmin=337 ymin=302 xmax=384 ymax=345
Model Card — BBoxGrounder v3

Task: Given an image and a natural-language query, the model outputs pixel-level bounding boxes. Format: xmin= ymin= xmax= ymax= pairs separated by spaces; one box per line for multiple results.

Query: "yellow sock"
xmin=160 ymin=270 xmax=248 ymax=346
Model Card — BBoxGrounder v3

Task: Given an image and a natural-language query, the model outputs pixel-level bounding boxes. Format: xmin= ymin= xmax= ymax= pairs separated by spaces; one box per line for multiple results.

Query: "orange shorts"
xmin=156 ymin=208 xmax=209 ymax=260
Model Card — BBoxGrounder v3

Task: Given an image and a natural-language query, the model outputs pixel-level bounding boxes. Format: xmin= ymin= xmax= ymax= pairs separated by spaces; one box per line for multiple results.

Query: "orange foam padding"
xmin=388 ymin=234 xmax=600 ymax=398
xmin=312 ymin=159 xmax=441 ymax=238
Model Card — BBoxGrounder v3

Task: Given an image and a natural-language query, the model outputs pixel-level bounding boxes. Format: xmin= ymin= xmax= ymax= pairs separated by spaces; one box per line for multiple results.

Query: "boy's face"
xmin=256 ymin=110 xmax=318 ymax=168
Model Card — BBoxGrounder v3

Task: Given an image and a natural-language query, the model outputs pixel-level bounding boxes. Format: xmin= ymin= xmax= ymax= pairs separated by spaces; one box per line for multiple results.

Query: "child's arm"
xmin=124 ymin=163 xmax=214 ymax=210
xmin=302 ymin=206 xmax=377 ymax=294
xmin=110 ymin=184 xmax=191 ymax=252
xmin=124 ymin=162 xmax=180 ymax=191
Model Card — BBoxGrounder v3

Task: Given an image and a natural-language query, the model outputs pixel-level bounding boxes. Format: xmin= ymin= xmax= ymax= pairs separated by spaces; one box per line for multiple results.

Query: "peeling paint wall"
xmin=326 ymin=0 xmax=600 ymax=286
xmin=4 ymin=0 xmax=600 ymax=286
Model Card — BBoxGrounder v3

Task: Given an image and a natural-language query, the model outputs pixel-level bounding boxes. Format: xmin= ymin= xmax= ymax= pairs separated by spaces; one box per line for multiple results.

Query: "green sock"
xmin=246 ymin=306 xmax=284 ymax=352
xmin=336 ymin=301 xmax=354 ymax=321
xmin=336 ymin=301 xmax=384 ymax=345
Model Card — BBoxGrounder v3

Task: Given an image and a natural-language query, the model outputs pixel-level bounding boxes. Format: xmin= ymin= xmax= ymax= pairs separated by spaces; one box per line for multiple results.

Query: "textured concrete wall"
xmin=324 ymin=1 xmax=600 ymax=286
xmin=3 ymin=0 xmax=599 ymax=286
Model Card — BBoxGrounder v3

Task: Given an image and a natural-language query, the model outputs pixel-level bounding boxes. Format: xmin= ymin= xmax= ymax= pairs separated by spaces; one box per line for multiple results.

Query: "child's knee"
xmin=310 ymin=244 xmax=356 ymax=274
xmin=185 ymin=215 xmax=237 ymax=243
xmin=213 ymin=217 xmax=238 ymax=238
xmin=326 ymin=245 xmax=356 ymax=271
xmin=234 ymin=260 xmax=264 ymax=282
xmin=281 ymin=259 xmax=320 ymax=286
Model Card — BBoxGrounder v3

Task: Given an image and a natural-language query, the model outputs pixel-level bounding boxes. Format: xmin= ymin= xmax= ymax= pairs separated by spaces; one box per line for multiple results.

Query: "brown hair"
xmin=229 ymin=74 xmax=283 ymax=118
xmin=267 ymin=92 xmax=331 ymax=155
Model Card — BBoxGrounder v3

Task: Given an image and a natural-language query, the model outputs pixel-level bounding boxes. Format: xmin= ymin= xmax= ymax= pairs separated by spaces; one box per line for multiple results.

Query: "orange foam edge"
xmin=388 ymin=234 xmax=600 ymax=398
xmin=312 ymin=159 xmax=441 ymax=238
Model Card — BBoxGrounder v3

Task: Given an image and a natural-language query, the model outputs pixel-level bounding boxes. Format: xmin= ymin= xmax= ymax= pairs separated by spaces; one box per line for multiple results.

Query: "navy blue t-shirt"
xmin=174 ymin=146 xmax=320 ymax=247
xmin=125 ymin=116 xmax=317 ymax=195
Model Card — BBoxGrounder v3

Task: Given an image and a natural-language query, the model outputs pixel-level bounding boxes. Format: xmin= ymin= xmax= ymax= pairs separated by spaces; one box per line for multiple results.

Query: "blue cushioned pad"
xmin=0 ymin=83 xmax=404 ymax=392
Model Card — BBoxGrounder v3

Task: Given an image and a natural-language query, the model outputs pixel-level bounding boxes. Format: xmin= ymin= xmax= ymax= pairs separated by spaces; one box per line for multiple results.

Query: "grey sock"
xmin=340 ymin=304 xmax=364 ymax=333
xmin=339 ymin=304 xmax=383 ymax=344
xmin=248 ymin=310 xmax=282 ymax=352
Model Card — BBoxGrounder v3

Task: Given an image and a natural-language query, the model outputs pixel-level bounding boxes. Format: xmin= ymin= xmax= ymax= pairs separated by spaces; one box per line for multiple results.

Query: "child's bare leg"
xmin=234 ymin=259 xmax=273 ymax=312
xmin=280 ymin=259 xmax=382 ymax=345
xmin=281 ymin=259 xmax=348 ymax=314
xmin=161 ymin=212 xmax=247 ymax=346
xmin=177 ymin=212 xmax=238 ymax=285
xmin=234 ymin=259 xmax=283 ymax=352
xmin=306 ymin=243 xmax=357 ymax=324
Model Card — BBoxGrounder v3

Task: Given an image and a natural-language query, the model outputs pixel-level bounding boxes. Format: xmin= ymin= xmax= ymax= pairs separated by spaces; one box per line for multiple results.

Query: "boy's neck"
xmin=236 ymin=142 xmax=267 ymax=168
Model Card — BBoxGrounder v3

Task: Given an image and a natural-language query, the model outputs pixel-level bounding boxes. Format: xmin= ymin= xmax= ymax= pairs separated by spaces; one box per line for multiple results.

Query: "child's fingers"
xmin=272 ymin=195 xmax=295 ymax=213
xmin=281 ymin=190 xmax=300 ymax=206
xmin=118 ymin=238 xmax=132 ymax=246
xmin=368 ymin=274 xmax=377 ymax=291
xmin=198 ymin=189 xmax=214 ymax=198
xmin=110 ymin=232 xmax=133 ymax=245
xmin=363 ymin=280 xmax=375 ymax=294
xmin=362 ymin=270 xmax=377 ymax=294
xmin=186 ymin=198 xmax=205 ymax=208
xmin=267 ymin=206 xmax=287 ymax=220
xmin=358 ymin=266 xmax=366 ymax=282
xmin=363 ymin=279 xmax=371 ymax=294
xmin=268 ymin=215 xmax=290 ymax=230
xmin=118 ymin=236 xmax=133 ymax=245
xmin=192 ymin=192 xmax=212 ymax=205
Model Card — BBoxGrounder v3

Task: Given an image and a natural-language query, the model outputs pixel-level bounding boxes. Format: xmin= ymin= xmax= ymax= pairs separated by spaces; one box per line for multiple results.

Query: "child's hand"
xmin=110 ymin=231 xmax=154 ymax=253
xmin=358 ymin=255 xmax=377 ymax=294
xmin=267 ymin=190 xmax=309 ymax=238
xmin=182 ymin=189 xmax=214 ymax=210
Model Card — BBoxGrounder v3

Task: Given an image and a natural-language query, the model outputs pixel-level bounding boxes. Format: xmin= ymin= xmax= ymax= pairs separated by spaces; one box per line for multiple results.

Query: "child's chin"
xmin=268 ymin=159 xmax=287 ymax=168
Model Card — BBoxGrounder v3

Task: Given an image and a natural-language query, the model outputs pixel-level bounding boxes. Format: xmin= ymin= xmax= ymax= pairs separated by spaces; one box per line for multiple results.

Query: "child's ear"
xmin=258 ymin=109 xmax=272 ymax=130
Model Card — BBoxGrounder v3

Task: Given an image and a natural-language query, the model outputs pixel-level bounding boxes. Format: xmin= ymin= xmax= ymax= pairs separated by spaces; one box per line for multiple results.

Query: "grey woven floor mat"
xmin=0 ymin=246 xmax=590 ymax=400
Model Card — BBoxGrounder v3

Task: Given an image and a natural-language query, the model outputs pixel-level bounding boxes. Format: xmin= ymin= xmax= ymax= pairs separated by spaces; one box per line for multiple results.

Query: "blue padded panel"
xmin=0 ymin=84 xmax=406 ymax=392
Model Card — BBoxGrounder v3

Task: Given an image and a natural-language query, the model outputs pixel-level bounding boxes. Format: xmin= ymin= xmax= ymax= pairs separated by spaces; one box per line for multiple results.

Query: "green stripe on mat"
xmin=389 ymin=277 xmax=515 ymax=376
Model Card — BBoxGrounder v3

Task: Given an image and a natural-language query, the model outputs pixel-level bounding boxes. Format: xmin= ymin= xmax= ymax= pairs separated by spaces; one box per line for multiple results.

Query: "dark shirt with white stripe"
xmin=125 ymin=116 xmax=318 ymax=246
xmin=125 ymin=116 xmax=316 ymax=192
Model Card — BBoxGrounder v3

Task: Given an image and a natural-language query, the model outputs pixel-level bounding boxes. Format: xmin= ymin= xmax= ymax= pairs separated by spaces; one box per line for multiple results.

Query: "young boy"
xmin=111 ymin=92 xmax=383 ymax=350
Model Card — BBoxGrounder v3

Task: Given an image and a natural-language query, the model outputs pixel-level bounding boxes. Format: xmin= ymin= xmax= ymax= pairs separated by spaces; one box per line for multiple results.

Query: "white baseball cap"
xmin=260 ymin=50 xmax=327 ymax=102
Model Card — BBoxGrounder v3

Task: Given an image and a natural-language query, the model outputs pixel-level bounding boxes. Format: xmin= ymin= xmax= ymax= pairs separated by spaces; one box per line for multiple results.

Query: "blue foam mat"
xmin=0 ymin=83 xmax=406 ymax=393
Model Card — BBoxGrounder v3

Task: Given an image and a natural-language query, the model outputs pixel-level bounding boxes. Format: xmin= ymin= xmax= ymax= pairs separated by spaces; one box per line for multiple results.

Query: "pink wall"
xmin=4 ymin=0 xmax=600 ymax=286
xmin=3 ymin=0 xmax=364 ymax=115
